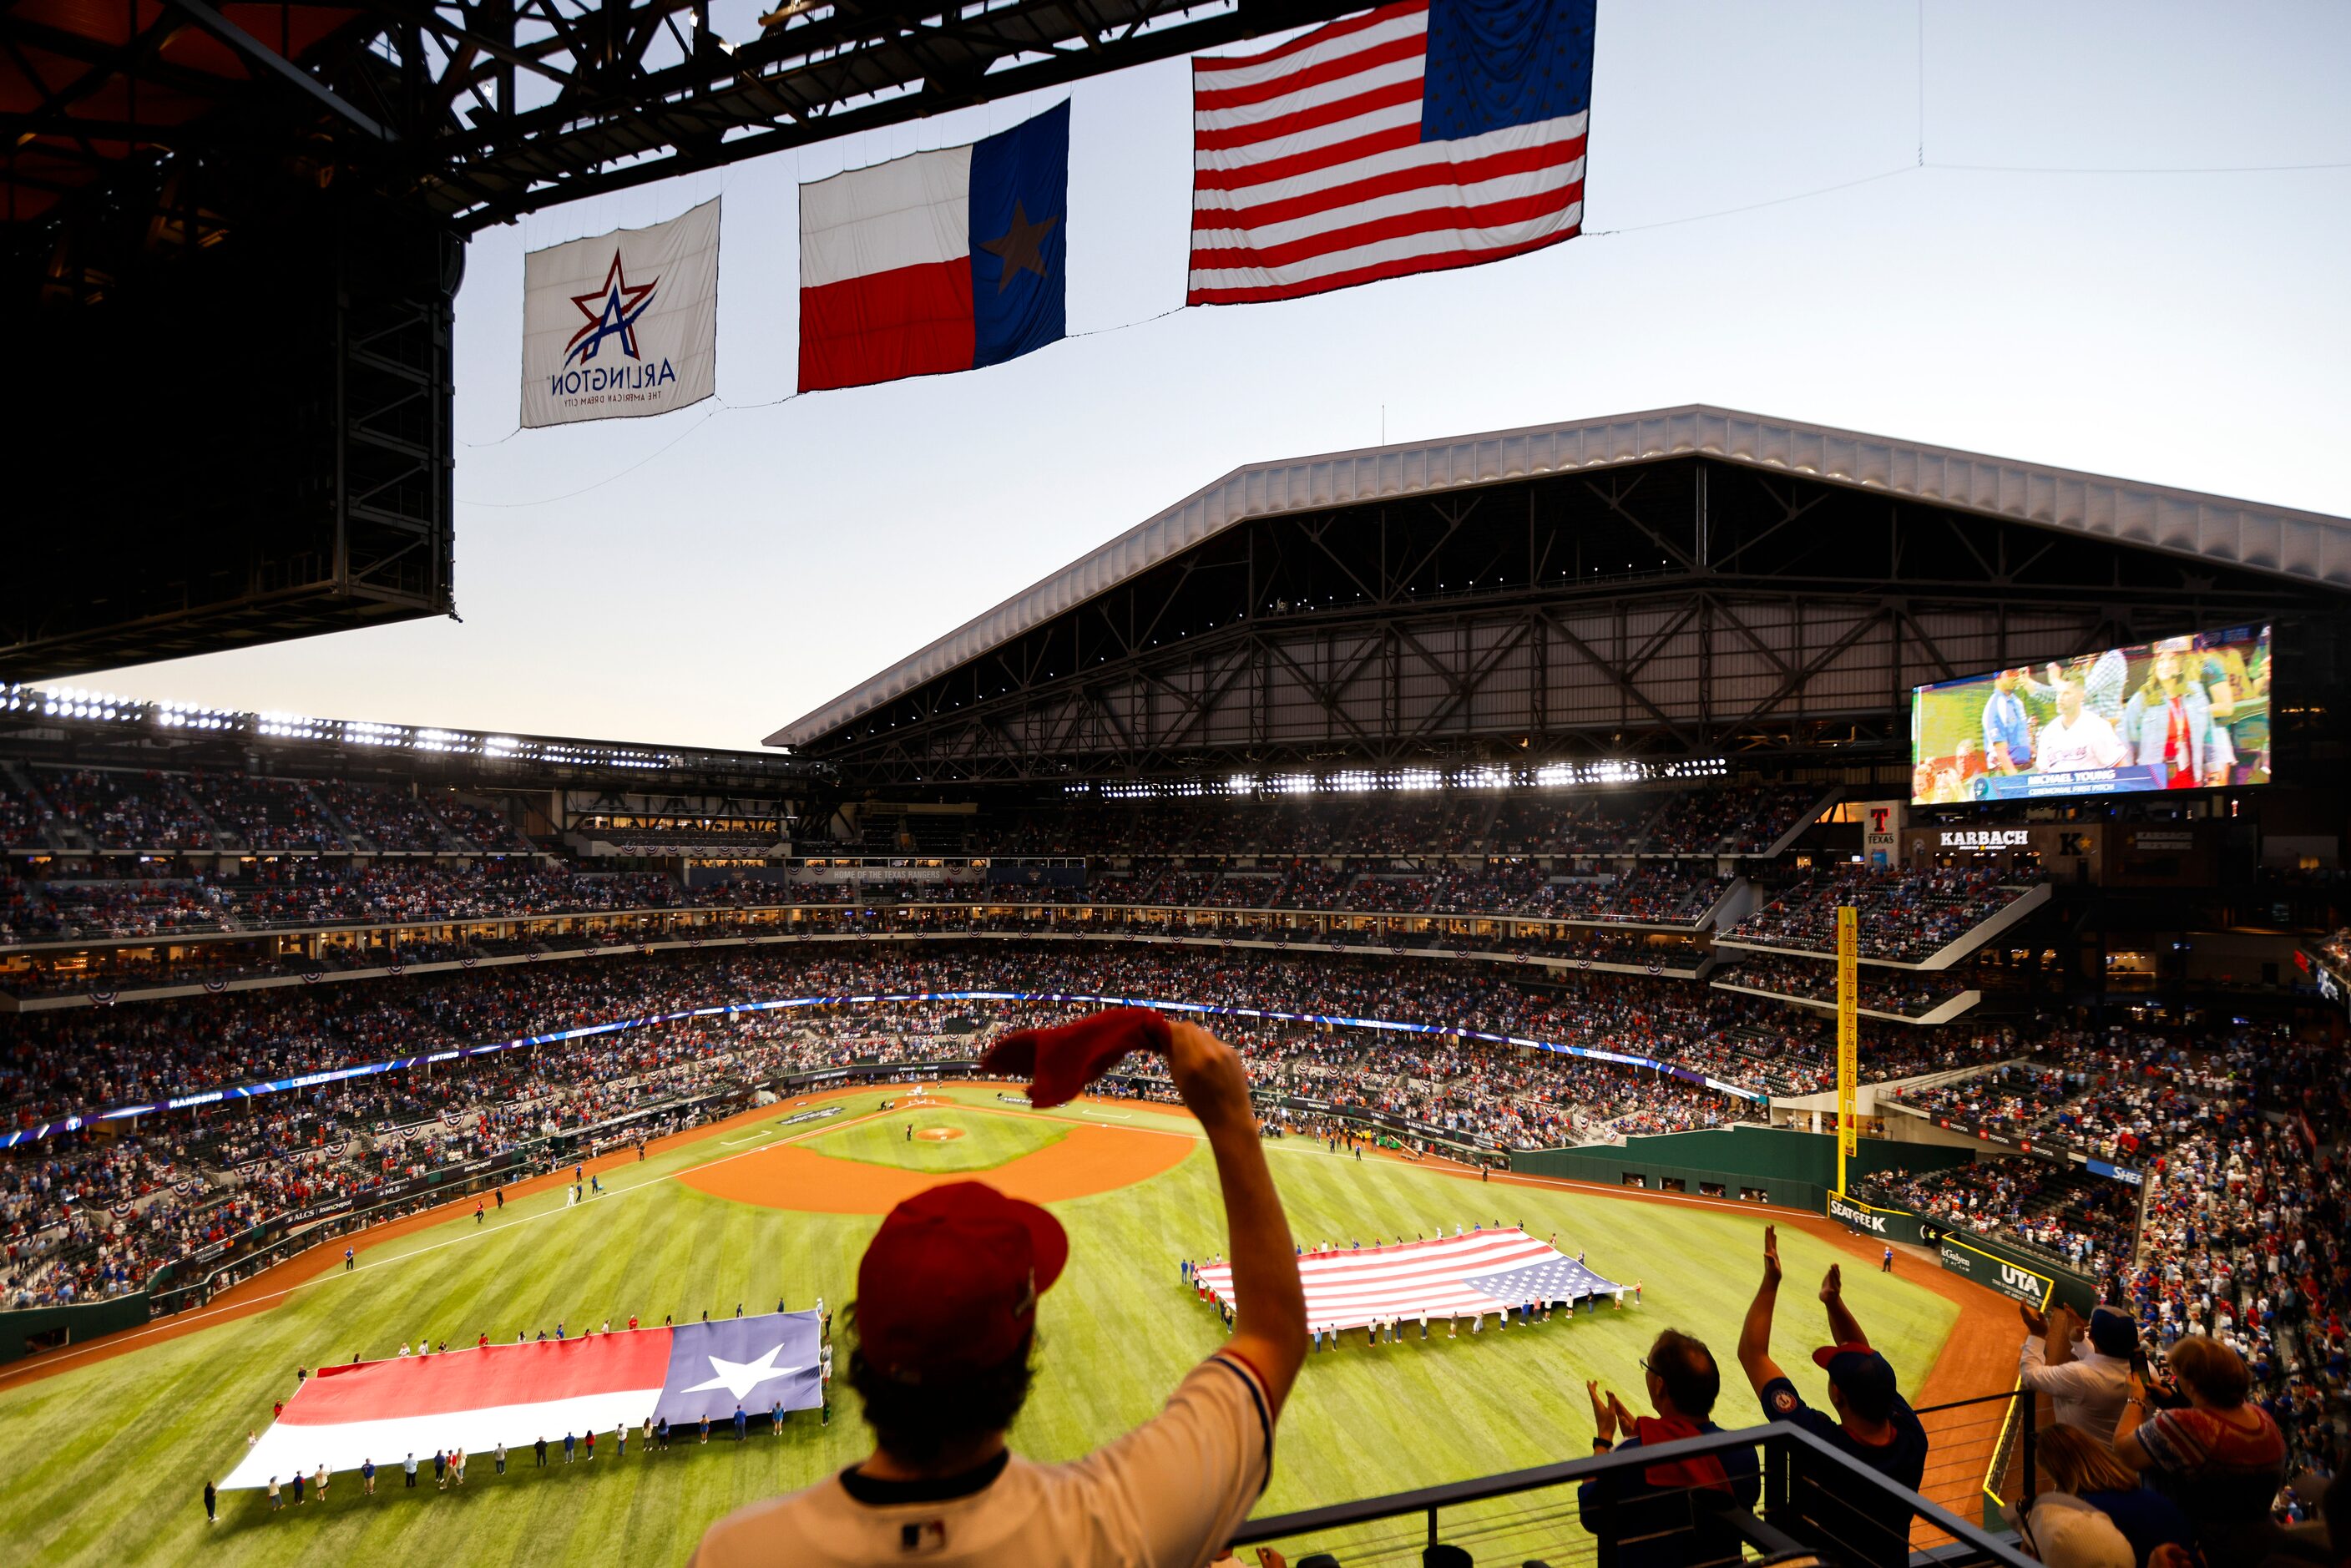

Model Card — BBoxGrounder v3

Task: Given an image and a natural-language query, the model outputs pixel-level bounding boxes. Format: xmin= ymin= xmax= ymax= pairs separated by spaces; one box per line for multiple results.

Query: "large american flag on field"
xmin=1194 ymin=1227 xmax=1619 ymax=1332
xmin=1186 ymin=0 xmax=1595 ymax=306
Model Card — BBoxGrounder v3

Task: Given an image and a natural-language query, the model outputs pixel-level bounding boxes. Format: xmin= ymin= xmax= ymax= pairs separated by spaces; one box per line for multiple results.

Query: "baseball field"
xmin=0 ymin=1084 xmax=2005 ymax=1566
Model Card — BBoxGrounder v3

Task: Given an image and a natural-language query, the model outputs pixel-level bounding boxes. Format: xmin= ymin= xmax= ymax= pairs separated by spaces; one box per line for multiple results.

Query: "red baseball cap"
xmin=1812 ymin=1342 xmax=1898 ymax=1404
xmin=855 ymin=1182 xmax=1068 ymax=1384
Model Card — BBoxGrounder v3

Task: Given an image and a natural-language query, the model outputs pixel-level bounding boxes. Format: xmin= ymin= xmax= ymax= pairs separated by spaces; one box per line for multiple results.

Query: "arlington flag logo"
xmin=523 ymin=197 xmax=720 ymax=427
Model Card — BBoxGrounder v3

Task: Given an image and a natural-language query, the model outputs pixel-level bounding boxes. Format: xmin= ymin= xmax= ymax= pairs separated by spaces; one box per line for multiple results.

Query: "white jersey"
xmin=690 ymin=1355 xmax=1272 ymax=1568
xmin=2035 ymin=711 xmax=2129 ymax=774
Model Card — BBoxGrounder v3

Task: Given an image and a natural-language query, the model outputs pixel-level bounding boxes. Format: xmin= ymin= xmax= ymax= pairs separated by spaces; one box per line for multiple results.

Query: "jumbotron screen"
xmin=1911 ymin=625 xmax=2272 ymax=804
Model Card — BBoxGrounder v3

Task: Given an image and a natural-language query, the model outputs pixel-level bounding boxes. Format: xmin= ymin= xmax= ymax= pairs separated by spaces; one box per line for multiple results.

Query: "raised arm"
xmin=1165 ymin=1021 xmax=1307 ymax=1416
xmin=1819 ymin=1263 xmax=1867 ymax=1348
xmin=1737 ymin=1225 xmax=1787 ymax=1393
xmin=2112 ymin=1373 xmax=2155 ymax=1469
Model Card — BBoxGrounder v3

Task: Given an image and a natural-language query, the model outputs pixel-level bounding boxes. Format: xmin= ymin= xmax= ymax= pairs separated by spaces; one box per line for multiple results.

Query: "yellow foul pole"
xmin=1836 ymin=903 xmax=1858 ymax=1196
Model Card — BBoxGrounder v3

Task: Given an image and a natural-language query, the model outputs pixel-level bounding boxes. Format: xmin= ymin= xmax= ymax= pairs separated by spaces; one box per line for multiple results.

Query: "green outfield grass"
xmin=804 ymin=1105 xmax=1067 ymax=1174
xmin=0 ymin=1085 xmax=1957 ymax=1567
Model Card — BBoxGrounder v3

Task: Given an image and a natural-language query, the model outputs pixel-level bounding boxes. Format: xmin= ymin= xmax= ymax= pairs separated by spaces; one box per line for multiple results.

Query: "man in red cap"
xmin=1736 ymin=1226 xmax=1928 ymax=1568
xmin=690 ymin=1019 xmax=1307 ymax=1566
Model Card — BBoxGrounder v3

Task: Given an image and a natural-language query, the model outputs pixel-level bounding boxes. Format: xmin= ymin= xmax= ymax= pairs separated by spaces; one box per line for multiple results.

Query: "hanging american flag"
xmin=1193 ymin=1227 xmax=1618 ymax=1331
xmin=1187 ymin=0 xmax=1594 ymax=306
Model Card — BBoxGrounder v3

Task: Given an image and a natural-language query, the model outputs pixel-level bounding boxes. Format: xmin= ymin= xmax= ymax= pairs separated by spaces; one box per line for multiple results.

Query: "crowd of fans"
xmin=1724 ymin=862 xmax=2042 ymax=963
xmin=975 ymin=781 xmax=1821 ymax=860
xmin=0 ymin=939 xmax=2037 ymax=1306
xmin=0 ymin=942 xmax=2037 ymax=1131
xmin=0 ymin=856 xmax=1743 ymax=950
xmin=2124 ymin=1024 xmax=2349 ymax=1483
xmin=25 ymin=769 xmax=215 ymax=851
xmin=1860 ymin=1160 xmax=2142 ymax=1277
xmin=0 ymin=768 xmax=528 ymax=855
xmin=1713 ymin=953 xmax=1970 ymax=1017
xmin=1886 ymin=1029 xmax=2227 ymax=1164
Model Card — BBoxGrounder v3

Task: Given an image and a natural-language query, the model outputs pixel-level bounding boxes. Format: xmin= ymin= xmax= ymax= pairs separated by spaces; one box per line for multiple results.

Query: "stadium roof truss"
xmin=2 ymin=0 xmax=1363 ymax=235
xmin=773 ymin=407 xmax=2351 ymax=785
xmin=0 ymin=684 xmax=827 ymax=793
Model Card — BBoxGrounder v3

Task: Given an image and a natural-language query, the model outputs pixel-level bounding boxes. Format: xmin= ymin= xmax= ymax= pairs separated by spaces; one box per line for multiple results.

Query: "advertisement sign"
xmin=1859 ymin=801 xmax=1902 ymax=868
xmin=1912 ymin=625 xmax=2271 ymax=802
xmin=1826 ymin=1193 xmax=1947 ymax=1248
xmin=1939 ymin=1235 xmax=2052 ymax=1306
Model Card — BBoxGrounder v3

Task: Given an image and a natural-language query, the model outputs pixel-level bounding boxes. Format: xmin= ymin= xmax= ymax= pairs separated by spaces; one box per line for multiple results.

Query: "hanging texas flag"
xmin=1188 ymin=0 xmax=1593 ymax=305
xmin=221 ymin=1311 xmax=820 ymax=1487
xmin=1193 ymin=1227 xmax=1618 ymax=1332
xmin=522 ymin=197 xmax=722 ymax=426
xmin=798 ymin=101 xmax=1069 ymax=392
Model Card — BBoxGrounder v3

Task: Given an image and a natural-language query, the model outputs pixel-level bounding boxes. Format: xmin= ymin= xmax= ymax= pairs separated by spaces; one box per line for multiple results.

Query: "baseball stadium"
xmin=4 ymin=3 xmax=2348 ymax=1568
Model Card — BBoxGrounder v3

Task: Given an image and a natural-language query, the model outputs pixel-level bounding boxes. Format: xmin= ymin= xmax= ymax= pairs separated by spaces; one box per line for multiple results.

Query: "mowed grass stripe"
xmin=0 ymin=1086 xmax=1956 ymax=1567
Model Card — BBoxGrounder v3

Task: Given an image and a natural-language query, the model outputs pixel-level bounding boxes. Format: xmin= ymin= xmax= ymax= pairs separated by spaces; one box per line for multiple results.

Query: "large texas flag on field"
xmin=1195 ymin=1227 xmax=1618 ymax=1333
xmin=798 ymin=101 xmax=1069 ymax=392
xmin=223 ymin=1313 xmax=821 ymax=1488
xmin=1188 ymin=0 xmax=1594 ymax=305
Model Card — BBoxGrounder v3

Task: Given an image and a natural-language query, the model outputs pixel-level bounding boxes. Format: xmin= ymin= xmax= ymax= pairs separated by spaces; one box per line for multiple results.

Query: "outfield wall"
xmin=1823 ymin=1191 xmax=2098 ymax=1314
xmin=1512 ymin=1125 xmax=1971 ymax=1209
xmin=0 ymin=1292 xmax=150 ymax=1367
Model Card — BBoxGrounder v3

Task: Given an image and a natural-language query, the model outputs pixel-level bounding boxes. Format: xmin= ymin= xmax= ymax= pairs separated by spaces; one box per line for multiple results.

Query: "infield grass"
xmin=804 ymin=1105 xmax=1067 ymax=1174
xmin=0 ymin=1085 xmax=1957 ymax=1567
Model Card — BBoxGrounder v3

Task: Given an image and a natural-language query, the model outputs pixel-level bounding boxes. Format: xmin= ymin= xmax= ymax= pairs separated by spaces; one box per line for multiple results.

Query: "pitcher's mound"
xmin=684 ymin=1119 xmax=1193 ymax=1213
xmin=915 ymin=1126 xmax=965 ymax=1143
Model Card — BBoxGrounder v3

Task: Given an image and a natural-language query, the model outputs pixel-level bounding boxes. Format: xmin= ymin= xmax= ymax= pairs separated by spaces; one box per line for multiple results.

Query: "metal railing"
xmin=1909 ymin=1388 xmax=2035 ymax=1542
xmin=1231 ymin=1422 xmax=2037 ymax=1568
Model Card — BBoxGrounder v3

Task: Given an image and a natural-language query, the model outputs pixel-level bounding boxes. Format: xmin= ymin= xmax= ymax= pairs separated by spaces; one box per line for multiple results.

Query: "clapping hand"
xmin=1762 ymin=1225 xmax=1782 ymax=1287
xmin=1588 ymin=1380 xmax=1619 ymax=1443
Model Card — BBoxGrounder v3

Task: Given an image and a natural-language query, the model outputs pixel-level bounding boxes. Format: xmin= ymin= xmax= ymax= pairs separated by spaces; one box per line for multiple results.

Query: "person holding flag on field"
xmin=690 ymin=1010 xmax=1307 ymax=1567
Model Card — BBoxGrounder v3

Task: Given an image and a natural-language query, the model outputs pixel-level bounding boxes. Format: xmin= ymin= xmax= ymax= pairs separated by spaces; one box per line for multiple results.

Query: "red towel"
xmin=1635 ymin=1415 xmax=1732 ymax=1493
xmin=981 ymin=1008 xmax=1173 ymax=1108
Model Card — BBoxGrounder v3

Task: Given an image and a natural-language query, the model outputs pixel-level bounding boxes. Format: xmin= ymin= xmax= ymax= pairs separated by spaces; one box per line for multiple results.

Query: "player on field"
xmin=690 ymin=1016 xmax=1307 ymax=1568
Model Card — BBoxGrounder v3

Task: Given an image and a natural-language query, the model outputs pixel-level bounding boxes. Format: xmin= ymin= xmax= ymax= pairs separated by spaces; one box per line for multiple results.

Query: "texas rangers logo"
xmin=564 ymin=252 xmax=660 ymax=368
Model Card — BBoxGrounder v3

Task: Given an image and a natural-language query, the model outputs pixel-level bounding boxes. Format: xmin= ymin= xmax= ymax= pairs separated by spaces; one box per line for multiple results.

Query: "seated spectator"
xmin=1736 ymin=1227 xmax=1928 ymax=1568
xmin=1578 ymin=1328 xmax=1762 ymax=1568
xmin=2115 ymin=1335 xmax=2288 ymax=1562
xmin=2030 ymin=1423 xmax=2193 ymax=1567
xmin=689 ymin=1021 xmax=1305 ymax=1567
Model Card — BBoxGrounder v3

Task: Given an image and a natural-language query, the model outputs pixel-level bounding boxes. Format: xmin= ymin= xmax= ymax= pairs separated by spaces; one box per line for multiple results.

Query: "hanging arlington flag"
xmin=222 ymin=1311 xmax=821 ymax=1486
xmin=1187 ymin=0 xmax=1593 ymax=305
xmin=798 ymin=101 xmax=1069 ymax=392
xmin=523 ymin=197 xmax=721 ymax=427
